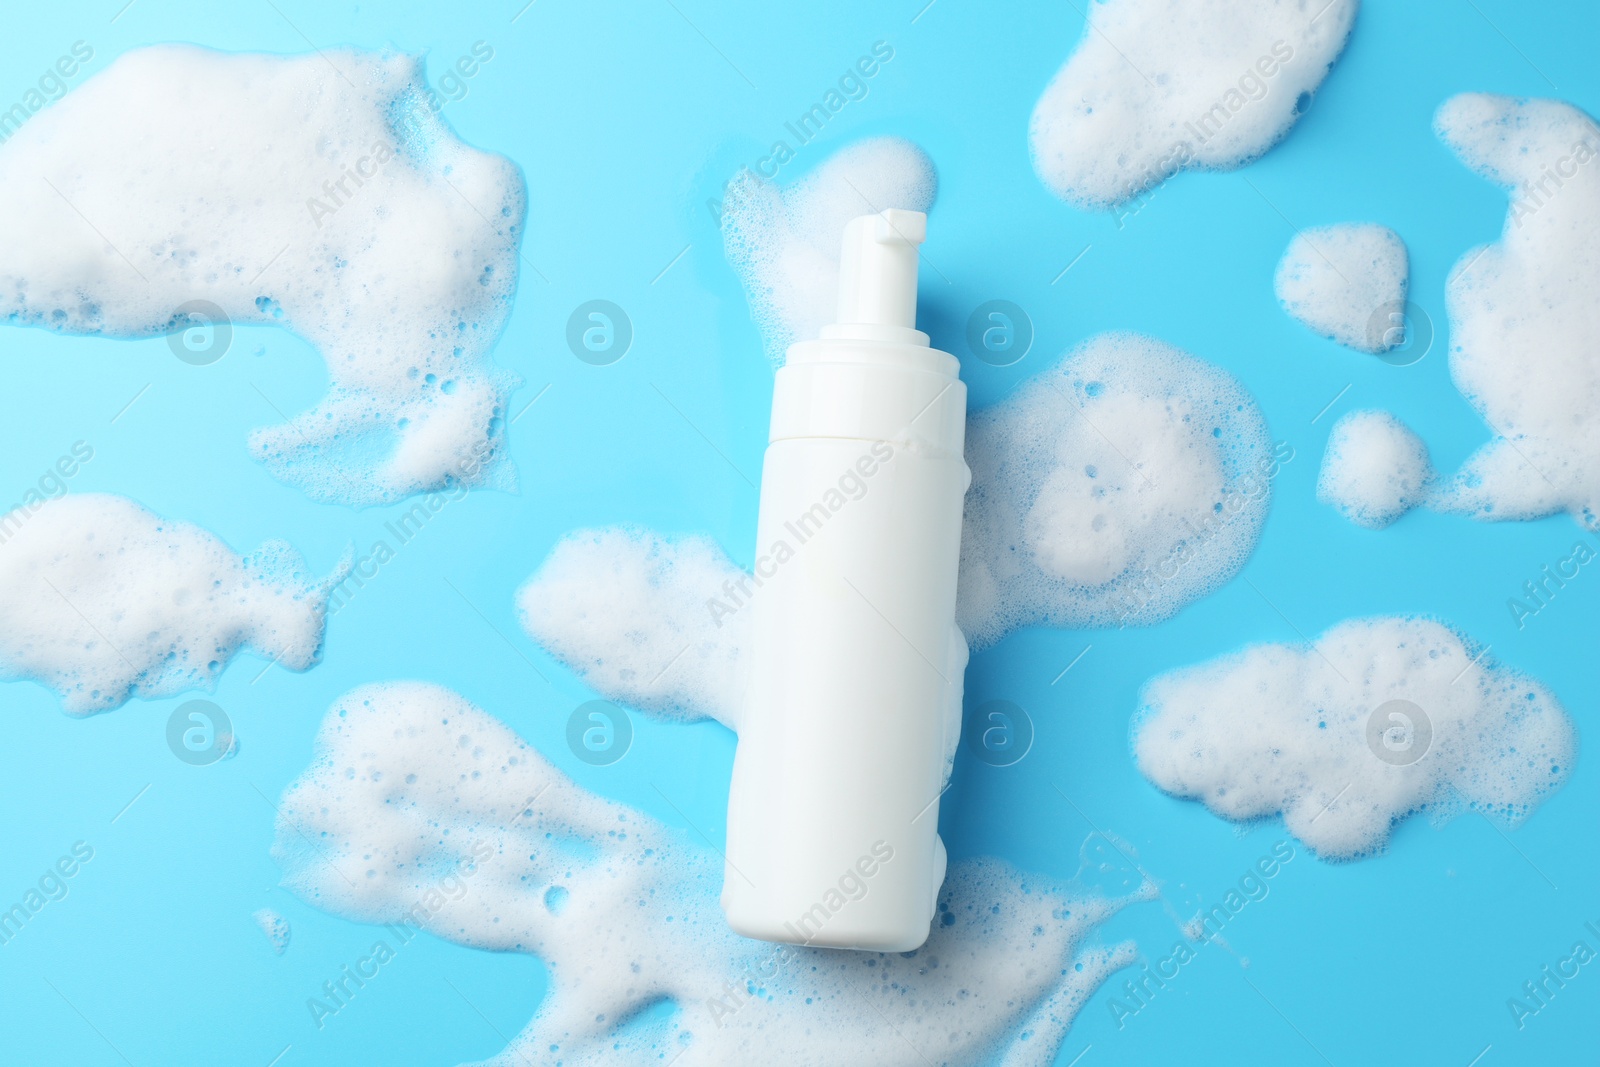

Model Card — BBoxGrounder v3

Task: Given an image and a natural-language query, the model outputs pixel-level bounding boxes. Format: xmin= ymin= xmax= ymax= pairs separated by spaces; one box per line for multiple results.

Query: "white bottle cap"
xmin=825 ymin=209 xmax=929 ymax=347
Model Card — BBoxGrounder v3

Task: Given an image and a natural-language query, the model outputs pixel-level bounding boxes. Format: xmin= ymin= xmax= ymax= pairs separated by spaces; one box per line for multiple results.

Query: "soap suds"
xmin=1317 ymin=410 xmax=1432 ymax=528
xmin=721 ymin=137 xmax=936 ymax=364
xmin=1029 ymin=0 xmax=1359 ymax=210
xmin=516 ymin=528 xmax=748 ymax=730
xmin=959 ymin=332 xmax=1279 ymax=646
xmin=0 ymin=494 xmax=329 ymax=713
xmin=0 ymin=44 xmax=524 ymax=506
xmin=1275 ymin=224 xmax=1409 ymax=353
xmin=1430 ymin=94 xmax=1600 ymax=527
xmin=275 ymin=682 xmax=1146 ymax=1066
xmin=1132 ymin=617 xmax=1574 ymax=860
xmin=254 ymin=908 xmax=291 ymax=955
xmin=522 ymin=336 xmax=1280 ymax=694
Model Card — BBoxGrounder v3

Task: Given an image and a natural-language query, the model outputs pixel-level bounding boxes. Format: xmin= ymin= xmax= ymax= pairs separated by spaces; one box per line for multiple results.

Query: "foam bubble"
xmin=0 ymin=45 xmax=525 ymax=506
xmin=1133 ymin=617 xmax=1574 ymax=860
xmin=1274 ymin=224 xmax=1409 ymax=353
xmin=253 ymin=908 xmax=291 ymax=955
xmin=721 ymin=137 xmax=936 ymax=364
xmin=274 ymin=682 xmax=1145 ymax=1066
xmin=1029 ymin=0 xmax=1359 ymax=210
xmin=1430 ymin=94 xmax=1600 ymax=526
xmin=959 ymin=332 xmax=1278 ymax=646
xmin=1317 ymin=410 xmax=1432 ymax=528
xmin=516 ymin=528 xmax=748 ymax=729
xmin=0 ymin=493 xmax=329 ymax=714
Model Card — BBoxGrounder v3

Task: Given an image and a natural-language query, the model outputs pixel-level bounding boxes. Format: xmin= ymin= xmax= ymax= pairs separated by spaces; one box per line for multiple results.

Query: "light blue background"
xmin=0 ymin=2 xmax=1595 ymax=1064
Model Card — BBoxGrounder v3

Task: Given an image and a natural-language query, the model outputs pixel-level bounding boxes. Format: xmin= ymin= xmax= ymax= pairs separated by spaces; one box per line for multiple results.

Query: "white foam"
xmin=959 ymin=332 xmax=1280 ymax=646
xmin=1317 ymin=410 xmax=1432 ymax=528
xmin=274 ymin=682 xmax=1145 ymax=1066
xmin=0 ymin=44 xmax=524 ymax=506
xmin=254 ymin=908 xmax=291 ymax=955
xmin=1133 ymin=617 xmax=1574 ymax=860
xmin=1275 ymin=224 xmax=1409 ymax=353
xmin=516 ymin=528 xmax=748 ymax=730
xmin=721 ymin=137 xmax=936 ymax=364
xmin=1431 ymin=94 xmax=1600 ymax=526
xmin=1029 ymin=0 xmax=1359 ymax=210
xmin=0 ymin=493 xmax=328 ymax=714
xmin=521 ymin=336 xmax=1278 ymax=687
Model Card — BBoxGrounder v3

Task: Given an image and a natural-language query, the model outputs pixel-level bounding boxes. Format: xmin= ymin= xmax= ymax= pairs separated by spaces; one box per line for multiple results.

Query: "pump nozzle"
xmin=834 ymin=209 xmax=926 ymax=339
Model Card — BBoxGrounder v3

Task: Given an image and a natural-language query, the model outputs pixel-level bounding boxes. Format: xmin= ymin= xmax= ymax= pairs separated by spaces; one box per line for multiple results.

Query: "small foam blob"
xmin=0 ymin=494 xmax=330 ymax=714
xmin=959 ymin=332 xmax=1278 ymax=646
xmin=721 ymin=137 xmax=936 ymax=364
xmin=253 ymin=908 xmax=291 ymax=955
xmin=274 ymin=682 xmax=1147 ymax=1066
xmin=1317 ymin=410 xmax=1432 ymax=528
xmin=1029 ymin=0 xmax=1359 ymax=210
xmin=1275 ymin=224 xmax=1410 ymax=353
xmin=1133 ymin=617 xmax=1574 ymax=860
xmin=516 ymin=528 xmax=748 ymax=730
xmin=1431 ymin=94 xmax=1600 ymax=526
xmin=0 ymin=45 xmax=525 ymax=506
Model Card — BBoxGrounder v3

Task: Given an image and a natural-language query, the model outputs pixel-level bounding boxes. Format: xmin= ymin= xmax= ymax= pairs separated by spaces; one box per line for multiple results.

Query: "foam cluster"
xmin=1133 ymin=617 xmax=1574 ymax=860
xmin=1029 ymin=0 xmax=1359 ymax=210
xmin=253 ymin=908 xmax=291 ymax=955
xmin=959 ymin=332 xmax=1279 ymax=646
xmin=274 ymin=682 xmax=1145 ymax=1065
xmin=0 ymin=494 xmax=329 ymax=713
xmin=720 ymin=136 xmax=935 ymax=364
xmin=521 ymin=337 xmax=1276 ymax=679
xmin=1275 ymin=223 xmax=1409 ymax=353
xmin=516 ymin=528 xmax=749 ymax=729
xmin=1317 ymin=410 xmax=1432 ymax=528
xmin=1431 ymin=94 xmax=1600 ymax=526
xmin=0 ymin=45 xmax=525 ymax=506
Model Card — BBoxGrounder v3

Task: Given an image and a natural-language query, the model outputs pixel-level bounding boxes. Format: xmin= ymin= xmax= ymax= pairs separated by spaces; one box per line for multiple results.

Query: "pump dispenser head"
xmin=825 ymin=209 xmax=929 ymax=347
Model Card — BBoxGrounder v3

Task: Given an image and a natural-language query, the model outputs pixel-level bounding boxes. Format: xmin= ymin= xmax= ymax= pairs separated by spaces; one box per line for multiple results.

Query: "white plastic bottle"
xmin=721 ymin=209 xmax=969 ymax=952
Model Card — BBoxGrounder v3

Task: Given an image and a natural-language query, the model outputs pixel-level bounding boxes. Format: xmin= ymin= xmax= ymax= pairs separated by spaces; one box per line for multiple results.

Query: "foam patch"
xmin=0 ymin=493 xmax=329 ymax=713
xmin=1030 ymin=0 xmax=1359 ymax=210
xmin=1318 ymin=410 xmax=1433 ymax=528
xmin=516 ymin=528 xmax=748 ymax=730
xmin=721 ymin=137 xmax=936 ymax=364
xmin=254 ymin=908 xmax=291 ymax=955
xmin=274 ymin=682 xmax=1146 ymax=1065
xmin=959 ymin=332 xmax=1281 ymax=646
xmin=1431 ymin=94 xmax=1600 ymax=527
xmin=522 ymin=335 xmax=1279 ymax=689
xmin=1133 ymin=616 xmax=1574 ymax=860
xmin=0 ymin=44 xmax=525 ymax=506
xmin=1275 ymin=224 xmax=1409 ymax=353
